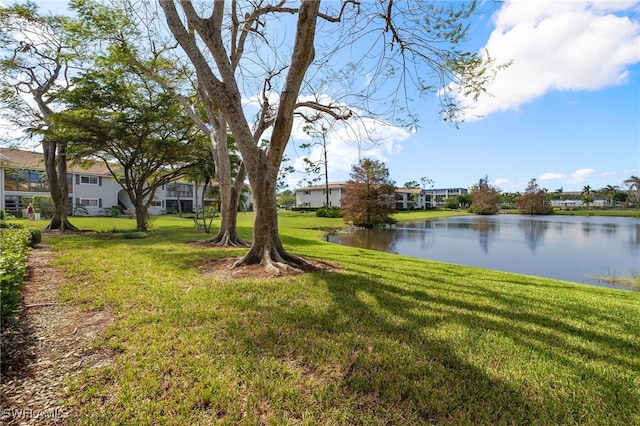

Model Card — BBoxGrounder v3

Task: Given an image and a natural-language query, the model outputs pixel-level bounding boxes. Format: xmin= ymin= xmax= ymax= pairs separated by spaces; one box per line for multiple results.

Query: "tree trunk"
xmin=206 ymin=163 xmax=247 ymax=246
xmin=42 ymin=140 xmax=78 ymax=231
xmin=234 ymin=157 xmax=308 ymax=273
xmin=133 ymin=200 xmax=148 ymax=231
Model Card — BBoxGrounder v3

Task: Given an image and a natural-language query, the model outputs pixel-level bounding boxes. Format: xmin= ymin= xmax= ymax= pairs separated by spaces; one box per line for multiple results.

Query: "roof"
xmin=0 ymin=148 xmax=112 ymax=176
xmin=394 ymin=188 xmax=423 ymax=194
xmin=296 ymin=182 xmax=348 ymax=191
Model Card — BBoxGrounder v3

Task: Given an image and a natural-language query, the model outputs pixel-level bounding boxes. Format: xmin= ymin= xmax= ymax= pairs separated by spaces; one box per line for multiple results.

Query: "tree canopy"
xmin=517 ymin=178 xmax=552 ymax=215
xmin=470 ymin=175 xmax=501 ymax=215
xmin=47 ymin=57 xmax=206 ymax=230
xmin=0 ymin=1 xmax=87 ymax=230
xmin=342 ymin=158 xmax=396 ymax=228
xmin=155 ymin=0 xmax=497 ymax=270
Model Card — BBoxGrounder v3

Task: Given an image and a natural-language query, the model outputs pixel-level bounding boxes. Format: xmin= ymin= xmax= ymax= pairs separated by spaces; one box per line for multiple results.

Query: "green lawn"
xmin=37 ymin=212 xmax=640 ymax=425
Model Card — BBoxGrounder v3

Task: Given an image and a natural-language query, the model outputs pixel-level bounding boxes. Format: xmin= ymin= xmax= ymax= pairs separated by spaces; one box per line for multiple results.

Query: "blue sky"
xmin=287 ymin=1 xmax=640 ymax=193
xmin=4 ymin=1 xmax=639 ymax=193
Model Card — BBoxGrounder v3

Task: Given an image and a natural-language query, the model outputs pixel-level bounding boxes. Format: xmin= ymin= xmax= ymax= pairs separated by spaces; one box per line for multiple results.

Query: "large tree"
xmin=470 ymin=175 xmax=501 ymax=215
xmin=48 ymin=62 xmax=204 ymax=231
xmin=342 ymin=158 xmax=396 ymax=228
xmin=158 ymin=0 xmax=495 ymax=271
xmin=0 ymin=2 xmax=86 ymax=230
xmin=518 ymin=178 xmax=551 ymax=215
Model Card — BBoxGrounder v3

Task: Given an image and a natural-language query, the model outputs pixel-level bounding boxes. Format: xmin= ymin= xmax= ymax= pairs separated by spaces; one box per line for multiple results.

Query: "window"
xmin=4 ymin=168 xmax=50 ymax=192
xmin=304 ymin=190 xmax=310 ymax=195
xmin=166 ymin=183 xmax=193 ymax=198
xmin=80 ymin=176 xmax=99 ymax=185
xmin=80 ymin=199 xmax=99 ymax=207
xmin=150 ymin=200 xmax=162 ymax=207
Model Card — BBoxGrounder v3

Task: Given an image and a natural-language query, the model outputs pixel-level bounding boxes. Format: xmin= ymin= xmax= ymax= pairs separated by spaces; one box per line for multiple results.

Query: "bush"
xmin=0 ymin=221 xmax=23 ymax=229
xmin=33 ymin=196 xmax=55 ymax=219
xmin=1 ymin=228 xmax=32 ymax=331
xmin=103 ymin=206 xmax=121 ymax=217
xmin=315 ymin=207 xmax=342 ymax=218
xmin=28 ymin=228 xmax=42 ymax=246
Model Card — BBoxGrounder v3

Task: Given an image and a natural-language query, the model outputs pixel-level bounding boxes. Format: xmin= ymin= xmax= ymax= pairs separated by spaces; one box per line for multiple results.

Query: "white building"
xmin=295 ymin=182 xmax=465 ymax=210
xmin=425 ymin=188 xmax=469 ymax=208
xmin=0 ymin=148 xmax=218 ymax=217
xmin=394 ymin=188 xmax=431 ymax=210
xmin=295 ymin=182 xmax=346 ymax=208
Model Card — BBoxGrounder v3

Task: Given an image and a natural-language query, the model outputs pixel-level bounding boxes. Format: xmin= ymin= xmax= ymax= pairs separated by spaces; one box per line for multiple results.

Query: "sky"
xmin=2 ymin=0 xmax=639 ymax=193
xmin=286 ymin=0 xmax=640 ymax=193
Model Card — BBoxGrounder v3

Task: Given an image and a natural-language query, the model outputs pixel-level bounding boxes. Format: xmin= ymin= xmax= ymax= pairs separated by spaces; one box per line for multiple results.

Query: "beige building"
xmin=0 ymin=148 xmax=215 ymax=217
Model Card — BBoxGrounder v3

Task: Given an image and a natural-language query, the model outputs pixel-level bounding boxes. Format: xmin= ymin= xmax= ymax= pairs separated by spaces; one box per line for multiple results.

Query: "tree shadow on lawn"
xmin=223 ymin=264 xmax=639 ymax=424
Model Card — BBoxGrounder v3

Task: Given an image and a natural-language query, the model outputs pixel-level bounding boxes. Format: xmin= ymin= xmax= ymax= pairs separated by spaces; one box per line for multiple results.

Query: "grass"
xmin=552 ymin=209 xmax=640 ymax=218
xmin=589 ymin=269 xmax=640 ymax=290
xmin=34 ymin=212 xmax=640 ymax=424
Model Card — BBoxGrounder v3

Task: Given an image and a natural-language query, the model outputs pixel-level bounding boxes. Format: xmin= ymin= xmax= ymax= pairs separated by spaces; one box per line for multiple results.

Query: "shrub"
xmin=0 ymin=221 xmax=23 ymax=229
xmin=1 ymin=228 xmax=32 ymax=331
xmin=33 ymin=196 xmax=55 ymax=219
xmin=103 ymin=206 xmax=121 ymax=217
xmin=28 ymin=228 xmax=42 ymax=246
xmin=315 ymin=207 xmax=342 ymax=218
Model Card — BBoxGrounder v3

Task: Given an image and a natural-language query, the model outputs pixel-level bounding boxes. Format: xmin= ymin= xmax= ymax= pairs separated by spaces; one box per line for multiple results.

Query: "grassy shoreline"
xmin=23 ymin=212 xmax=640 ymax=423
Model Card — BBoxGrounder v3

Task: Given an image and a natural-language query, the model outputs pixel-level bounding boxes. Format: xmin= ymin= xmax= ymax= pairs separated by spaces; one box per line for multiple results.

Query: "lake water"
xmin=327 ymin=215 xmax=640 ymax=289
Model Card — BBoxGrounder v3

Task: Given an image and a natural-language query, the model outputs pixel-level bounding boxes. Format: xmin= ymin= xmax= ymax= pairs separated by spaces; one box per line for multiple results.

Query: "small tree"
xmin=469 ymin=175 xmax=501 ymax=215
xmin=445 ymin=196 xmax=460 ymax=209
xmin=341 ymin=159 xmax=396 ymax=228
xmin=48 ymin=62 xmax=204 ymax=231
xmin=277 ymin=190 xmax=296 ymax=210
xmin=518 ymin=178 xmax=552 ymax=215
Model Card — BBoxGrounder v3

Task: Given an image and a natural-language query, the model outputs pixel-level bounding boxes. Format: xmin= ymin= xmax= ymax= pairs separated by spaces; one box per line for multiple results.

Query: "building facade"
xmin=295 ymin=182 xmax=466 ymax=210
xmin=295 ymin=182 xmax=346 ymax=208
xmin=0 ymin=148 xmax=214 ymax=217
xmin=425 ymin=188 xmax=469 ymax=208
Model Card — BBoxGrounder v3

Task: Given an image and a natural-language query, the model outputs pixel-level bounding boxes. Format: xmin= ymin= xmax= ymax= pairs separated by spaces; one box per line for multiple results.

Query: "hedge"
xmin=1 ymin=227 xmax=35 ymax=331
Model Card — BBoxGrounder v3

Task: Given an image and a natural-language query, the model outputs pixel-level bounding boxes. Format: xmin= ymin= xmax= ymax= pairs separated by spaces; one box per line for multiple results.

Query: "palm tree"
xmin=581 ymin=185 xmax=593 ymax=208
xmin=623 ymin=175 xmax=640 ymax=206
xmin=600 ymin=185 xmax=619 ymax=207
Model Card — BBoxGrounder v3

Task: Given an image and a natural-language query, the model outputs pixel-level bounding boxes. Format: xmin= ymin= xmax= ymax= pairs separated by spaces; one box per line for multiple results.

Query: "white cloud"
xmin=539 ymin=172 xmax=567 ymax=181
xmin=287 ymin=115 xmax=411 ymax=188
xmin=566 ymin=168 xmax=595 ymax=184
xmin=494 ymin=177 xmax=511 ymax=187
xmin=535 ymin=169 xmax=595 ymax=186
xmin=456 ymin=1 xmax=640 ymax=120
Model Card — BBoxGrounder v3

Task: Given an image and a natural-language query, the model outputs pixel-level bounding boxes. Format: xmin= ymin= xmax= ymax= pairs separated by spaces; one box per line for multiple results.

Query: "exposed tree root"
xmin=197 ymin=230 xmax=249 ymax=248
xmin=44 ymin=218 xmax=79 ymax=232
xmin=232 ymin=245 xmax=312 ymax=275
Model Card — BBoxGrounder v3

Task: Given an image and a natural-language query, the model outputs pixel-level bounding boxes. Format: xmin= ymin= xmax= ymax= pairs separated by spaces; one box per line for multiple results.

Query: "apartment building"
xmin=0 ymin=148 xmax=211 ymax=217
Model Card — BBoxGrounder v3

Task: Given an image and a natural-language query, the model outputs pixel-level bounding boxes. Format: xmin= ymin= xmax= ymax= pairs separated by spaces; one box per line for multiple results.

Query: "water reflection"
xmin=328 ymin=215 xmax=640 ymax=287
xmin=631 ymin=224 xmax=640 ymax=254
xmin=472 ymin=218 xmax=498 ymax=254
xmin=519 ymin=219 xmax=548 ymax=252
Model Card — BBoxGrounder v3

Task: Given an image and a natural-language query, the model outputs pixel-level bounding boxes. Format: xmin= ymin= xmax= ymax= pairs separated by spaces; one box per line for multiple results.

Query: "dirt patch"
xmin=199 ymin=256 xmax=342 ymax=280
xmin=0 ymin=244 xmax=115 ymax=425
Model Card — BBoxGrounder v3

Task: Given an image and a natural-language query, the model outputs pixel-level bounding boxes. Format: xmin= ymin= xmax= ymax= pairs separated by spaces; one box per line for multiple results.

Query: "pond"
xmin=327 ymin=214 xmax=640 ymax=289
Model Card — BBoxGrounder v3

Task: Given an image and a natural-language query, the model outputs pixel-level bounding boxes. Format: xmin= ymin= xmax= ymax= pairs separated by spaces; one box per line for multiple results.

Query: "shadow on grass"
xmin=218 ymin=264 xmax=639 ymax=424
